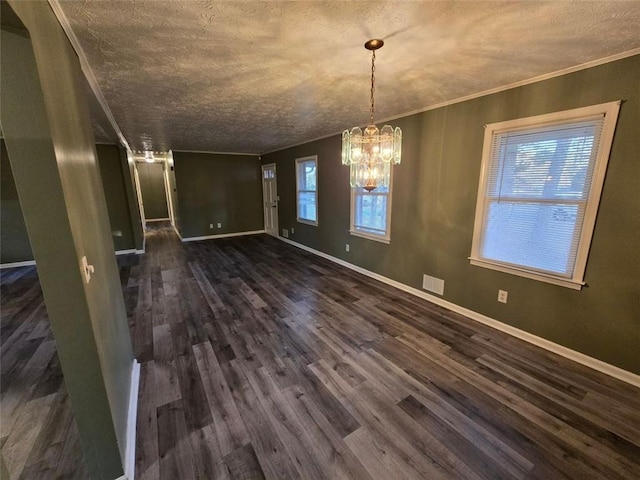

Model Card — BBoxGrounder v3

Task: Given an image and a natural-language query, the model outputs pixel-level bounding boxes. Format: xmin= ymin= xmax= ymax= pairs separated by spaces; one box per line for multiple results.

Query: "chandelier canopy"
xmin=342 ymin=39 xmax=401 ymax=192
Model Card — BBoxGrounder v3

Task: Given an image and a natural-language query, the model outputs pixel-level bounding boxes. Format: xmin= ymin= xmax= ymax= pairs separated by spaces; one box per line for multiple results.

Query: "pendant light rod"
xmin=364 ymin=39 xmax=384 ymax=126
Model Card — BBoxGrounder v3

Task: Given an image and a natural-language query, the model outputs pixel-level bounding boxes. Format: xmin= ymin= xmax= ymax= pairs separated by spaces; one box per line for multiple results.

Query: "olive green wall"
xmin=263 ymin=55 xmax=640 ymax=375
xmin=96 ymin=144 xmax=135 ymax=251
xmin=136 ymin=161 xmax=169 ymax=220
xmin=173 ymin=151 xmax=263 ymax=238
xmin=1 ymin=139 xmax=33 ymax=263
xmin=1 ymin=142 xmax=138 ymax=262
xmin=2 ymin=2 xmax=134 ymax=478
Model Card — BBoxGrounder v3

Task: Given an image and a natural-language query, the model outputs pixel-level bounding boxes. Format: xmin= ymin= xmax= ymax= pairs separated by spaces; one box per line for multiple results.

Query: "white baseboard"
xmin=277 ymin=237 xmax=640 ymax=388
xmin=115 ymin=249 xmax=137 ymax=256
xmin=124 ymin=360 xmax=140 ymax=480
xmin=135 ymin=249 xmax=145 ymax=255
xmin=181 ymin=229 xmax=266 ymax=243
xmin=0 ymin=260 xmax=36 ymax=269
xmin=173 ymin=225 xmax=183 ymax=241
xmin=145 ymin=218 xmax=170 ymax=223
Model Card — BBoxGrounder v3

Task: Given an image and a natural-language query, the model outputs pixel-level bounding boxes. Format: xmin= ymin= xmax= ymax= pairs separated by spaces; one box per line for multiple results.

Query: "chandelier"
xmin=342 ymin=39 xmax=401 ymax=192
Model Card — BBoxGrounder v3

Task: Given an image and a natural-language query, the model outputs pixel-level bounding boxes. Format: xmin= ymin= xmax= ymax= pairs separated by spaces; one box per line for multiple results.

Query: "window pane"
xmin=480 ymin=201 xmax=581 ymax=276
xmin=297 ymin=161 xmax=316 ymax=191
xmin=354 ymin=192 xmax=387 ymax=234
xmin=298 ymin=191 xmax=317 ymax=222
xmin=490 ymin=123 xmax=598 ymax=201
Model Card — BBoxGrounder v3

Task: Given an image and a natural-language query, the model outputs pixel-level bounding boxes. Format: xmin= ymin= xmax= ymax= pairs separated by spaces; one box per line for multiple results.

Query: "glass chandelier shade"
xmin=342 ymin=39 xmax=402 ymax=192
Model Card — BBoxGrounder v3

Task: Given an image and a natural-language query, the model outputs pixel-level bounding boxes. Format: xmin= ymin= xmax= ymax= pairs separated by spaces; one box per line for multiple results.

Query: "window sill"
xmin=297 ymin=218 xmax=318 ymax=227
xmin=469 ymin=257 xmax=584 ymax=290
xmin=349 ymin=230 xmax=390 ymax=244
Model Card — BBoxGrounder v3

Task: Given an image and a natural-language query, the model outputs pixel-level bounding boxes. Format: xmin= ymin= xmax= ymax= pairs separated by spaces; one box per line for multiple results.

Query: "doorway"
xmin=262 ymin=164 xmax=279 ymax=237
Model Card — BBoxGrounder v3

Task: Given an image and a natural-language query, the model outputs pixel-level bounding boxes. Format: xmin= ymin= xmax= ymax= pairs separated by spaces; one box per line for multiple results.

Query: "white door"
xmin=262 ymin=164 xmax=279 ymax=237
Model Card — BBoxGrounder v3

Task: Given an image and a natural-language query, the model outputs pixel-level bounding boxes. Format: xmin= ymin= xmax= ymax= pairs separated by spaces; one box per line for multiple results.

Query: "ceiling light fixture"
xmin=342 ymin=39 xmax=401 ymax=192
xmin=144 ymin=151 xmax=155 ymax=163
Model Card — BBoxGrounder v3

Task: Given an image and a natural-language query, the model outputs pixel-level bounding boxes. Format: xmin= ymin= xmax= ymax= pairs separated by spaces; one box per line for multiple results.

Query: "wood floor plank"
xmin=123 ymin=225 xmax=640 ymax=479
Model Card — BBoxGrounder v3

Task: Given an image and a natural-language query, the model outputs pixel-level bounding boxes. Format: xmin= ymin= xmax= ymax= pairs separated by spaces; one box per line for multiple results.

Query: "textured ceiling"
xmin=59 ymin=1 xmax=640 ymax=154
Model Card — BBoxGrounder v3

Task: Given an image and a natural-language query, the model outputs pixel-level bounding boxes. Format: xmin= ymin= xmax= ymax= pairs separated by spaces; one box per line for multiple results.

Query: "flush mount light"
xmin=144 ymin=151 xmax=155 ymax=163
xmin=342 ymin=39 xmax=401 ymax=192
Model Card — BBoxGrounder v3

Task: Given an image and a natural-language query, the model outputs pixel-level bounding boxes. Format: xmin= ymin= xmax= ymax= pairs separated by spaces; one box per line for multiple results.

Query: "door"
xmin=262 ymin=164 xmax=279 ymax=237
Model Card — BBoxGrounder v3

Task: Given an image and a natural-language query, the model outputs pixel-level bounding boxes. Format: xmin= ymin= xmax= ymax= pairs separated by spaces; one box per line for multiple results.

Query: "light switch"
xmin=81 ymin=256 xmax=95 ymax=284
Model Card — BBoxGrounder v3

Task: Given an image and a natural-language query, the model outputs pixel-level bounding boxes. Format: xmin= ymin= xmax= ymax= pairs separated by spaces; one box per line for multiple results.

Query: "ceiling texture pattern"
xmin=59 ymin=1 xmax=640 ymax=154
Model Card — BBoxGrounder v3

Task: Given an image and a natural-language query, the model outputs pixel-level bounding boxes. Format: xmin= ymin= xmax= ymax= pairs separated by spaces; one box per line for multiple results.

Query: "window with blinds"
xmin=470 ymin=102 xmax=620 ymax=289
xmin=296 ymin=155 xmax=318 ymax=225
xmin=350 ymin=171 xmax=393 ymax=243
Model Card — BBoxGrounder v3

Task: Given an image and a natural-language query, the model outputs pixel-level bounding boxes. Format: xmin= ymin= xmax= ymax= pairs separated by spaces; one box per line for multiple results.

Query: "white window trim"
xmin=469 ymin=101 xmax=621 ymax=290
xmin=349 ymin=168 xmax=393 ymax=244
xmin=295 ymin=155 xmax=318 ymax=226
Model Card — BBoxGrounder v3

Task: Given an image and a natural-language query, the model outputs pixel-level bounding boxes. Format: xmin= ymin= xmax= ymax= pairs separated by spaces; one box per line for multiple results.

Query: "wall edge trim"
xmin=277 ymin=236 xmax=640 ymax=388
xmin=124 ymin=360 xmax=140 ymax=480
xmin=0 ymin=260 xmax=36 ymax=269
xmin=48 ymin=0 xmax=131 ymax=151
xmin=181 ymin=230 xmax=266 ymax=242
xmin=173 ymin=225 xmax=183 ymax=241
xmin=261 ymin=49 xmax=640 ymax=156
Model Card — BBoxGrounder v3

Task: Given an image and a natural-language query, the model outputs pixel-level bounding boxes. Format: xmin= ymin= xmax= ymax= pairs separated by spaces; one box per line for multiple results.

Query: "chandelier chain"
xmin=370 ymin=50 xmax=376 ymax=125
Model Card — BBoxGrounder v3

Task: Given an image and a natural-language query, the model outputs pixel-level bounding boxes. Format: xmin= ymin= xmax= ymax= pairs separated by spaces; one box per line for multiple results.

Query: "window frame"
xmin=349 ymin=168 xmax=393 ymax=244
xmin=469 ymin=101 xmax=621 ymax=290
xmin=295 ymin=155 xmax=318 ymax=226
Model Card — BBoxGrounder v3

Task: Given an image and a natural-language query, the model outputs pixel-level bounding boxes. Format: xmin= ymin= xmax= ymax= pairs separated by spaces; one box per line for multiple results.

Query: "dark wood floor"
xmin=121 ymin=226 xmax=640 ymax=480
xmin=0 ymin=266 xmax=88 ymax=480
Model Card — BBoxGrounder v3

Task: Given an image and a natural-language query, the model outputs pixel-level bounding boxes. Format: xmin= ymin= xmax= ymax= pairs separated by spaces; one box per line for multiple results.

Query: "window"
xmin=296 ymin=155 xmax=318 ymax=225
xmin=350 ymin=172 xmax=393 ymax=243
xmin=470 ymin=101 xmax=620 ymax=289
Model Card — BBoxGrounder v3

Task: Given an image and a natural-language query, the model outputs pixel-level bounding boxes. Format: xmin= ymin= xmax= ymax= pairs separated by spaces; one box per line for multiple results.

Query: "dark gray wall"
xmin=1 ymin=139 xmax=33 ymax=263
xmin=2 ymin=2 xmax=134 ymax=478
xmin=137 ymin=161 xmax=169 ymax=220
xmin=173 ymin=151 xmax=263 ymax=238
xmin=263 ymin=55 xmax=640 ymax=375
xmin=96 ymin=144 xmax=135 ymax=251
xmin=1 ymin=141 xmax=139 ymax=261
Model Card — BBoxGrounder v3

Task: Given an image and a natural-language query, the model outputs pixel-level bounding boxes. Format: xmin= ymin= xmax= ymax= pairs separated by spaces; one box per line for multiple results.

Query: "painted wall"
xmin=262 ymin=55 xmax=640 ymax=375
xmin=136 ymin=161 xmax=169 ymax=220
xmin=2 ymin=3 xmax=134 ymax=478
xmin=96 ymin=144 xmax=135 ymax=251
xmin=1 ymin=142 xmax=138 ymax=262
xmin=1 ymin=139 xmax=33 ymax=263
xmin=173 ymin=151 xmax=263 ymax=238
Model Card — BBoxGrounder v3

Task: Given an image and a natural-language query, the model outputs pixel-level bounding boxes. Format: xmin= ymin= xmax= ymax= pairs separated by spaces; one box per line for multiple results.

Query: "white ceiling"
xmin=59 ymin=1 xmax=640 ymax=154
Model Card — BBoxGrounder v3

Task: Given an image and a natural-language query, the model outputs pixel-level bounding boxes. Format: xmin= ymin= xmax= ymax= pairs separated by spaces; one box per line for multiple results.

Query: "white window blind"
xmin=470 ymin=102 xmax=620 ymax=289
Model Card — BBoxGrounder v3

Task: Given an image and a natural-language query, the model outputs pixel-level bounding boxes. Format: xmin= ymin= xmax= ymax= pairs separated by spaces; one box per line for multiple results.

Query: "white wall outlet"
xmin=345 ymin=244 xmax=350 ymax=252
xmin=217 ymin=223 xmax=222 ymax=228
xmin=282 ymin=229 xmax=289 ymax=238
xmin=422 ymin=274 xmax=445 ymax=296
xmin=498 ymin=290 xmax=508 ymax=303
xmin=291 ymin=227 xmax=294 ymax=234
xmin=209 ymin=223 xmax=214 ymax=229
xmin=112 ymin=230 xmax=123 ymax=237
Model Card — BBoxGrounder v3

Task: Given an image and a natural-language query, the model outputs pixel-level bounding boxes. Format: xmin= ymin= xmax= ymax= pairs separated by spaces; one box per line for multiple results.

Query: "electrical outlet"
xmin=217 ymin=223 xmax=222 ymax=228
xmin=282 ymin=229 xmax=289 ymax=238
xmin=345 ymin=244 xmax=350 ymax=252
xmin=291 ymin=227 xmax=295 ymax=234
xmin=498 ymin=290 xmax=508 ymax=303
xmin=209 ymin=223 xmax=214 ymax=229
